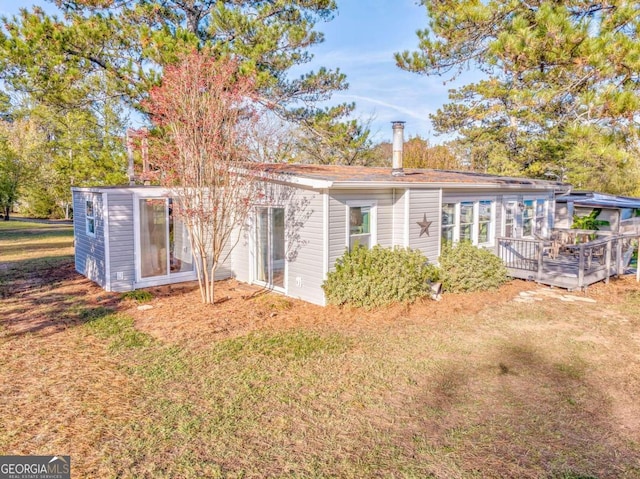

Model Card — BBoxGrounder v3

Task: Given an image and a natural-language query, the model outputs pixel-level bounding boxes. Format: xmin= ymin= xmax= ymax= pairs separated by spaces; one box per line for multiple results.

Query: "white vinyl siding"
xmin=243 ymin=181 xmax=326 ymax=305
xmin=328 ymin=189 xmax=394 ymax=270
xmin=285 ymin=188 xmax=325 ymax=305
xmin=407 ymin=189 xmax=440 ymax=261
xmin=73 ymin=183 xmax=559 ymax=306
xmin=73 ymin=191 xmax=106 ymax=288
xmin=230 ymin=223 xmax=251 ymax=283
xmin=392 ymin=188 xmax=407 ymax=247
xmin=105 ymin=193 xmax=136 ymax=292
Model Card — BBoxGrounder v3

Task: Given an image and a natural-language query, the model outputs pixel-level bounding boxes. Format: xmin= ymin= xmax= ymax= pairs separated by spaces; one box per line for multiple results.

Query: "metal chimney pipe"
xmin=391 ymin=121 xmax=405 ymax=176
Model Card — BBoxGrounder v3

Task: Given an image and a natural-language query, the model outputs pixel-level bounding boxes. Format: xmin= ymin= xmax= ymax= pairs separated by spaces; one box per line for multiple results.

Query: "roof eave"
xmin=328 ymin=181 xmax=565 ymax=191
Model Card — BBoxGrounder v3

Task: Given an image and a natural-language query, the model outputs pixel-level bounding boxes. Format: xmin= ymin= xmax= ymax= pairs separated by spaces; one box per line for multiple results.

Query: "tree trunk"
xmin=3 ymin=205 xmax=10 ymax=221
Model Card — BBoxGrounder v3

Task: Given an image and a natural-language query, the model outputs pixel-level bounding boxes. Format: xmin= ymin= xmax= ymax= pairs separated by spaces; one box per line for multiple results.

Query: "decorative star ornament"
xmin=417 ymin=213 xmax=432 ymax=237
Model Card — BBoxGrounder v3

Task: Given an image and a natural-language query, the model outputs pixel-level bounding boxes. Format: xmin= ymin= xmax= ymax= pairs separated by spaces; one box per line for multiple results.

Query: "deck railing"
xmin=495 ymin=234 xmax=636 ymax=289
xmin=495 ymin=237 xmax=542 ymax=275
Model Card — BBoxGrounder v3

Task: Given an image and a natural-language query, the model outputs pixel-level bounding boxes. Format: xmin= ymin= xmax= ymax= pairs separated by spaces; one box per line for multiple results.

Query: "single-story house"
xmin=555 ymin=191 xmax=640 ymax=233
xmin=73 ymin=161 xmax=566 ymax=306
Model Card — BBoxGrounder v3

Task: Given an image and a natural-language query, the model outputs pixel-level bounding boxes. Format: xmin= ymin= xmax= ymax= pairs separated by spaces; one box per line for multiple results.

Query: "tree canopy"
xmin=1 ymin=0 xmax=348 ymax=118
xmin=396 ymin=0 xmax=640 ymax=194
xmin=0 ymin=0 xmax=360 ymax=216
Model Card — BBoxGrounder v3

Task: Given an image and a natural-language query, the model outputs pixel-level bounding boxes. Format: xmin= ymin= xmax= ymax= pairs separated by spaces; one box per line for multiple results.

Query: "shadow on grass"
xmin=0 ymin=227 xmax=73 ymax=238
xmin=1 ymin=238 xmax=74 ymax=256
xmin=0 ymin=254 xmax=121 ymax=339
xmin=401 ymin=339 xmax=640 ymax=478
xmin=1 ymin=254 xmax=75 ymax=293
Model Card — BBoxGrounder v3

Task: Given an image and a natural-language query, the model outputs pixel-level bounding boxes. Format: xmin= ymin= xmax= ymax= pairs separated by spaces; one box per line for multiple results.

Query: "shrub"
xmin=438 ymin=241 xmax=508 ymax=293
xmin=322 ymin=245 xmax=439 ymax=308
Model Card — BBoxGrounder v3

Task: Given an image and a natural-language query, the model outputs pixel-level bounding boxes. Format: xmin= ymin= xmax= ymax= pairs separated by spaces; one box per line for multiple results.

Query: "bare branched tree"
xmin=145 ymin=50 xmax=262 ymax=304
xmin=245 ymin=111 xmax=296 ymax=163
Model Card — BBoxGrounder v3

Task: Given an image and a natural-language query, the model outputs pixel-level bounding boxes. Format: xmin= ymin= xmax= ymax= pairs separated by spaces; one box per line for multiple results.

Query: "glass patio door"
xmin=255 ymin=207 xmax=285 ymax=288
xmin=138 ymin=198 xmax=193 ymax=280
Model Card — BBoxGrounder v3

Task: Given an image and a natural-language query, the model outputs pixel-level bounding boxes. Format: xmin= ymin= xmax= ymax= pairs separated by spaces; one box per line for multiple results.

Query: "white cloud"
xmin=336 ymin=94 xmax=432 ymax=121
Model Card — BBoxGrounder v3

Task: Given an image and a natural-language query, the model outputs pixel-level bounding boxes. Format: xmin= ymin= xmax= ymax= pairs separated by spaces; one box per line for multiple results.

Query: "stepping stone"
xmin=571 ymin=296 xmax=597 ymax=303
xmin=535 ymin=290 xmax=563 ymax=297
xmin=559 ymin=296 xmax=576 ymax=302
xmin=513 ymin=297 xmax=534 ymax=303
xmin=137 ymin=304 xmax=154 ymax=311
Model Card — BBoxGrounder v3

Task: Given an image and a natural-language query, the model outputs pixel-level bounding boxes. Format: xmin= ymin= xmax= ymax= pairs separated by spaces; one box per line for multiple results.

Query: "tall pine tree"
xmin=1 ymin=1 xmax=348 ymax=119
xmin=397 ymin=0 xmax=640 ymax=194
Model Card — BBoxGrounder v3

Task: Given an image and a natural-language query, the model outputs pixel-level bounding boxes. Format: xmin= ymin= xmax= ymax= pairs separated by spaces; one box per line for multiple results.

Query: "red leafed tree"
xmin=145 ymin=50 xmax=262 ymax=304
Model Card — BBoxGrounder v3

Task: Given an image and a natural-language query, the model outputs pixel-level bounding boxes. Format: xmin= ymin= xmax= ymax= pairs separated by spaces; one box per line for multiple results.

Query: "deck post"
xmin=636 ymin=235 xmax=640 ymax=283
xmin=577 ymin=243 xmax=585 ymax=289
xmin=537 ymin=240 xmax=544 ymax=281
xmin=605 ymin=238 xmax=612 ymax=284
xmin=616 ymin=238 xmax=623 ymax=277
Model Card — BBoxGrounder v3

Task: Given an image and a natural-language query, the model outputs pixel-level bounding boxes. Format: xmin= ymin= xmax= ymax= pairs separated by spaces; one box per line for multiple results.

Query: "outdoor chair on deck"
xmin=589 ymin=245 xmax=605 ymax=268
xmin=548 ymin=240 xmax=561 ymax=259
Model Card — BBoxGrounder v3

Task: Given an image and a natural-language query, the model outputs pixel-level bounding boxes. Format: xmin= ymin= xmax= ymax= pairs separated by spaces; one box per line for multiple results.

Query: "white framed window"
xmin=440 ymin=198 xmax=495 ymax=246
xmin=459 ymin=201 xmax=474 ymax=242
xmin=535 ymin=199 xmax=545 ymax=234
xmin=478 ymin=200 xmax=492 ymax=244
xmin=441 ymin=203 xmax=456 ymax=243
xmin=86 ymin=198 xmax=96 ymax=237
xmin=522 ymin=198 xmax=546 ymax=237
xmin=503 ymin=200 xmax=517 ymax=237
xmin=346 ymin=201 xmax=377 ymax=250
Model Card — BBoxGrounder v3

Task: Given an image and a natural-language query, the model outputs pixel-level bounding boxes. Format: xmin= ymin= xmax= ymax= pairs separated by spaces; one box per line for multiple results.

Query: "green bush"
xmin=19 ymin=188 xmax=57 ymax=219
xmin=322 ymin=245 xmax=439 ymax=308
xmin=438 ymin=241 xmax=508 ymax=293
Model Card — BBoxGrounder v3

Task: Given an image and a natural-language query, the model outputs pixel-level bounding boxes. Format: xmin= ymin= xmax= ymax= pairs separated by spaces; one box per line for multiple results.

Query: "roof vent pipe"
xmin=391 ymin=121 xmax=405 ymax=177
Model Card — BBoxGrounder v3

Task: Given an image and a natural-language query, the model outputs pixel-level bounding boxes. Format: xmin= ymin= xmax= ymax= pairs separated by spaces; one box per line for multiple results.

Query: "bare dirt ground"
xmin=2 ymin=218 xmax=635 ymax=344
xmin=124 ymin=274 xmax=638 ymax=347
xmin=5 ymin=253 xmax=635 ymax=347
xmin=1 ymin=261 xmax=120 ymax=336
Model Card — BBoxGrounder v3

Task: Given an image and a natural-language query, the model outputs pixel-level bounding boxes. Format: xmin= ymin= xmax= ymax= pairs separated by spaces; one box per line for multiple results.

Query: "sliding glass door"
xmin=255 ymin=207 xmax=285 ymax=288
xmin=138 ymin=198 xmax=193 ymax=280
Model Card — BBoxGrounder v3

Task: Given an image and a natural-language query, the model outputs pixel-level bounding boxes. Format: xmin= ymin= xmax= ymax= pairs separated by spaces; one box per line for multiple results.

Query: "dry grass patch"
xmin=2 ymin=221 xmax=640 ymax=478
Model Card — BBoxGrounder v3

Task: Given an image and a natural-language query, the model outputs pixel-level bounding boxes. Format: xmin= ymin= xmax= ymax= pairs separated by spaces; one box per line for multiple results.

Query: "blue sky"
xmin=304 ymin=0 xmax=456 ymax=142
xmin=2 ymin=0 xmax=477 ymax=144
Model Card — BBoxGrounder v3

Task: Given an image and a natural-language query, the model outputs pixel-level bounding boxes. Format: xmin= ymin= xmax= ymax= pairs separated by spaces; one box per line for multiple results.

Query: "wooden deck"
xmin=495 ymin=235 xmax=636 ymax=290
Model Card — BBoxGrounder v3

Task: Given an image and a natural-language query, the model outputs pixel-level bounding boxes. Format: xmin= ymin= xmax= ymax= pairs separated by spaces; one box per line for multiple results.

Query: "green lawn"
xmin=1 ymin=222 xmax=639 ymax=478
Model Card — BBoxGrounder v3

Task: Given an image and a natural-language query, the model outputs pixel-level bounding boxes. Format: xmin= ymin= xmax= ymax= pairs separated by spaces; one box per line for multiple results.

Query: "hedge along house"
xmin=72 ymin=122 xmax=566 ymax=306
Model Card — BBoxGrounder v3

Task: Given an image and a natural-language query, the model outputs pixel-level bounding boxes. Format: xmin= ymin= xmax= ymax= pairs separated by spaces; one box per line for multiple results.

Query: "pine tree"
xmin=396 ymin=0 xmax=640 ymax=194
